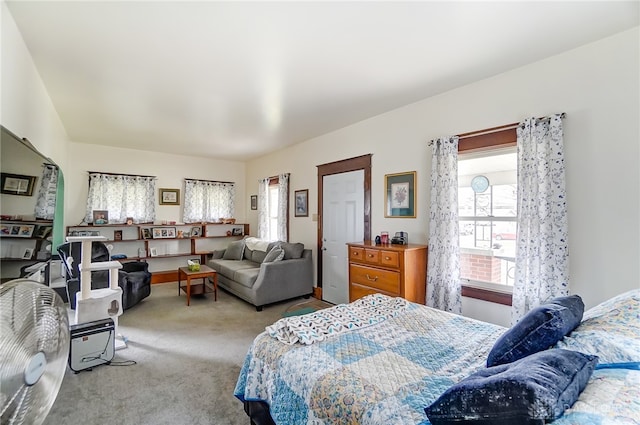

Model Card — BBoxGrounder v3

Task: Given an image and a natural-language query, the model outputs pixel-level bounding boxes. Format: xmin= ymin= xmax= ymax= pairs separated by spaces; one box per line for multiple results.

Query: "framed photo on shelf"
xmin=149 ymin=247 xmax=158 ymax=257
xmin=294 ymin=189 xmax=308 ymax=217
xmin=191 ymin=227 xmax=201 ymax=237
xmin=92 ymin=210 xmax=109 ymax=225
xmin=114 ymin=230 xmax=123 ymax=241
xmin=384 ymin=171 xmax=416 ymax=218
xmin=33 ymin=225 xmax=52 ymax=239
xmin=231 ymin=227 xmax=243 ymax=236
xmin=250 ymin=195 xmax=257 ymax=210
xmin=159 ymin=188 xmax=180 ymax=205
xmin=22 ymin=248 xmax=34 ymax=259
xmin=1 ymin=173 xmax=37 ymax=196
xmin=10 ymin=224 xmax=35 ymax=238
xmin=141 ymin=228 xmax=152 ymax=239
xmin=152 ymin=227 xmax=176 ymax=239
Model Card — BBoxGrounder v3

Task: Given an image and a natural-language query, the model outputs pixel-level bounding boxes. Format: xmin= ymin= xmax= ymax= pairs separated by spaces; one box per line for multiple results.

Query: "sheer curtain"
xmin=512 ymin=114 xmax=569 ymax=323
xmin=257 ymin=173 xmax=289 ymax=241
xmin=85 ymin=173 xmax=156 ymax=223
xmin=34 ymin=164 xmax=58 ymax=220
xmin=183 ymin=179 xmax=235 ymax=223
xmin=427 ymin=136 xmax=462 ymax=313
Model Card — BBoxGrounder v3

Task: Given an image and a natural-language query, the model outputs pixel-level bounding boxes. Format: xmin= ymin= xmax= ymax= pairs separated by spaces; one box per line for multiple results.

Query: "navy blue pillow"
xmin=425 ymin=349 xmax=598 ymax=425
xmin=487 ymin=295 xmax=584 ymax=367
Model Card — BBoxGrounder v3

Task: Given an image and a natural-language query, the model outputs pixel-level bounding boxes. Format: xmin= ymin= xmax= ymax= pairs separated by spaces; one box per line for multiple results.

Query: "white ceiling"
xmin=6 ymin=1 xmax=639 ymax=161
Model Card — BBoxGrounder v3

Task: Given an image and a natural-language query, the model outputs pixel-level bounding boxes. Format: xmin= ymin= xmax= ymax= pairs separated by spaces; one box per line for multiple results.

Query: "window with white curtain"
xmin=183 ymin=179 xmax=235 ymax=223
xmin=257 ymin=173 xmax=289 ymax=241
xmin=85 ymin=173 xmax=156 ymax=224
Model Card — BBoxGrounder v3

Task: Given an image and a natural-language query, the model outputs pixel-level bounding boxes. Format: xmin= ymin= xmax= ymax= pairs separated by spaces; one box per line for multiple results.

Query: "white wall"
xmin=1 ymin=2 xmax=69 ymax=170
xmin=65 ymin=143 xmax=247 ymax=227
xmin=246 ymin=27 xmax=640 ymax=325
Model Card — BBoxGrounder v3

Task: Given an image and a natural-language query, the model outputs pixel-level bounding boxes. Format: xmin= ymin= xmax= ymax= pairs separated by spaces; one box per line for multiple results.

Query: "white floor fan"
xmin=0 ymin=279 xmax=70 ymax=425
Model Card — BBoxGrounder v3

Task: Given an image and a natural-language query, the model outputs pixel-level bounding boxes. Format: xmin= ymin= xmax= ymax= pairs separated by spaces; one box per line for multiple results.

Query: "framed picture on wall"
xmin=250 ymin=195 xmax=257 ymax=210
xmin=0 ymin=173 xmax=37 ymax=196
xmin=159 ymin=188 xmax=180 ymax=205
xmin=384 ymin=171 xmax=416 ymax=218
xmin=294 ymin=189 xmax=308 ymax=217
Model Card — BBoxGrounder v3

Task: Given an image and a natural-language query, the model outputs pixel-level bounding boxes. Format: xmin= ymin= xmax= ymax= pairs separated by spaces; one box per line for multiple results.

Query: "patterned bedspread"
xmin=235 ymin=301 xmax=504 ymax=424
xmin=235 ymin=298 xmax=640 ymax=424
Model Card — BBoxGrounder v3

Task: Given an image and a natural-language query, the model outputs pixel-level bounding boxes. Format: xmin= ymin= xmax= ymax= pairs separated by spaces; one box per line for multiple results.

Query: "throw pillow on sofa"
xmin=223 ymin=239 xmax=246 ymax=260
xmin=263 ymin=247 xmax=285 ymax=263
xmin=279 ymin=242 xmax=304 ymax=259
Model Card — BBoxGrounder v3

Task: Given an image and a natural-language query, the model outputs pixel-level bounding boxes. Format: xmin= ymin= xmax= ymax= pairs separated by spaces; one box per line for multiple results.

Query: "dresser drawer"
xmin=363 ymin=249 xmax=380 ymax=265
xmin=349 ymin=247 xmax=365 ymax=262
xmin=349 ymin=264 xmax=400 ymax=294
xmin=379 ymin=250 xmax=399 ymax=268
xmin=350 ymin=283 xmax=396 ymax=302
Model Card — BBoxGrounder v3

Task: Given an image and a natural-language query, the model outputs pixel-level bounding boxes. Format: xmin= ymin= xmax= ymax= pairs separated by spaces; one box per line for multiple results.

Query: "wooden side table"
xmin=177 ymin=265 xmax=217 ymax=306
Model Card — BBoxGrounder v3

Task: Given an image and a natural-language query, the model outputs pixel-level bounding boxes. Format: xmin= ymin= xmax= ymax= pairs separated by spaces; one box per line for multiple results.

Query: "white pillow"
xmin=263 ymin=247 xmax=285 ymax=263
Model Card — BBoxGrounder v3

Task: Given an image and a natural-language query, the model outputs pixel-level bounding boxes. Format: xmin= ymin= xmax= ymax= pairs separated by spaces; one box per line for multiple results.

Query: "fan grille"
xmin=1 ymin=280 xmax=70 ymax=425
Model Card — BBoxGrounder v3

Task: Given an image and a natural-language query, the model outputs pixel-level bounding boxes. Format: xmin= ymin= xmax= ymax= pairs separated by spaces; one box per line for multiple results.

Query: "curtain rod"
xmin=88 ymin=171 xmax=156 ymax=178
xmin=185 ymin=178 xmax=234 ymax=184
xmin=429 ymin=113 xmax=566 ymax=145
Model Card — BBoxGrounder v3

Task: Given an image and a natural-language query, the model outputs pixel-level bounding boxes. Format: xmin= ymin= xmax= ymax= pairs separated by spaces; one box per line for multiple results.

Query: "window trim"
xmin=458 ymin=124 xmax=517 ymax=306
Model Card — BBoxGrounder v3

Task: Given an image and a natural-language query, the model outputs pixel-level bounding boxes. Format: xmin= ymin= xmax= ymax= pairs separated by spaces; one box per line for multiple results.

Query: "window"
xmin=183 ymin=179 xmax=235 ymax=223
xmin=458 ymin=148 xmax=517 ymax=294
xmin=258 ymin=173 xmax=289 ymax=241
xmin=85 ymin=173 xmax=156 ymax=224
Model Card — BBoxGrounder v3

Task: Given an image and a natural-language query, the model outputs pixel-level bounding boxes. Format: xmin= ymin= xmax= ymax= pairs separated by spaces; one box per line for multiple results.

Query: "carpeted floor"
xmin=43 ymin=282 xmax=308 ymax=425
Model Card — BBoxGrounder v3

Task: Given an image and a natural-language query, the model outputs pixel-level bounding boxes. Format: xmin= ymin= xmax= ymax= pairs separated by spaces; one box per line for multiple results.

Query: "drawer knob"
xmin=366 ymin=274 xmax=378 ymax=282
xmin=367 ymin=254 xmax=374 ymax=258
xmin=385 ymin=256 xmax=390 ymax=260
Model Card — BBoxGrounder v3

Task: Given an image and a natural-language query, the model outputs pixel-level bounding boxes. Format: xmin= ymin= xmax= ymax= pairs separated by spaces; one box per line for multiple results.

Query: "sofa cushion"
xmin=209 ymin=259 xmax=258 ymax=279
xmin=251 ymin=249 xmax=268 ymax=264
xmin=280 ymin=242 xmax=304 ymax=259
xmin=264 ymin=247 xmax=285 ymax=263
xmin=233 ymin=268 xmax=261 ymax=288
xmin=223 ymin=239 xmax=245 ymax=260
xmin=243 ymin=247 xmax=254 ymax=261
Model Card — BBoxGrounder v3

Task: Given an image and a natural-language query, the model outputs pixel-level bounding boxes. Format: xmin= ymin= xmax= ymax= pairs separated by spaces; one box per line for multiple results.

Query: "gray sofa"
xmin=208 ymin=238 xmax=313 ymax=311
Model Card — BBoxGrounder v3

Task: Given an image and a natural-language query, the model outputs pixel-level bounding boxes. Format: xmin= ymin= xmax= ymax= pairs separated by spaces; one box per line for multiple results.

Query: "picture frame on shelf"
xmin=114 ymin=230 xmax=123 ymax=241
xmin=191 ymin=227 xmax=201 ymax=237
xmin=159 ymin=188 xmax=180 ymax=205
xmin=92 ymin=210 xmax=109 ymax=225
xmin=232 ymin=227 xmax=243 ymax=236
xmin=384 ymin=171 xmax=416 ymax=218
xmin=294 ymin=189 xmax=308 ymax=217
xmin=22 ymin=248 xmax=34 ymax=259
xmin=33 ymin=225 xmax=52 ymax=239
xmin=250 ymin=195 xmax=257 ymax=210
xmin=1 ymin=172 xmax=37 ymax=196
xmin=141 ymin=228 xmax=152 ymax=239
xmin=149 ymin=247 xmax=158 ymax=257
xmin=10 ymin=224 xmax=35 ymax=238
xmin=152 ymin=227 xmax=176 ymax=239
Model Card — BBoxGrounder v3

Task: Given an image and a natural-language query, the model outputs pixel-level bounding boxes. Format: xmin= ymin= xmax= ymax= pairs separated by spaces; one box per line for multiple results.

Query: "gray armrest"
xmin=252 ymin=251 xmax=313 ymax=305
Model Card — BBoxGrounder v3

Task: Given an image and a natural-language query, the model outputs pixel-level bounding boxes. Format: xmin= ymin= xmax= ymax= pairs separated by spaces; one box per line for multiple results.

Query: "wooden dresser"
xmin=347 ymin=241 xmax=428 ymax=304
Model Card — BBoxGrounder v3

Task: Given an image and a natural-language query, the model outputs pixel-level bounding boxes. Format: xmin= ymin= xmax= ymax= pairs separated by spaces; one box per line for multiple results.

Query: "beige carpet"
xmin=43 ymin=282 xmax=305 ymax=425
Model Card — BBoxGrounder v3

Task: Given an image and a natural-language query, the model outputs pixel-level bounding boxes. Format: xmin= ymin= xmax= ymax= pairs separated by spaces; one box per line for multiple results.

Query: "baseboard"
xmin=151 ymin=271 xmax=178 ymax=284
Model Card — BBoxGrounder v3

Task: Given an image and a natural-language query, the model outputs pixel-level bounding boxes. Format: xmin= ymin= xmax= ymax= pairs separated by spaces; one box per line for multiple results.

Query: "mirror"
xmin=1 ymin=125 xmax=62 ymax=282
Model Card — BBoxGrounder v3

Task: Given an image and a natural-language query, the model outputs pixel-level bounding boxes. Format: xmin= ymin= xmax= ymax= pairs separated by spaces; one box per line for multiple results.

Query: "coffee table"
xmin=177 ymin=265 xmax=217 ymax=306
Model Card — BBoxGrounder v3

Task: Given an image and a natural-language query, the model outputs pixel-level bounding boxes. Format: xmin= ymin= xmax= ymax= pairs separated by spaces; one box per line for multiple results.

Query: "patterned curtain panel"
xmin=85 ymin=174 xmax=156 ymax=224
xmin=276 ymin=173 xmax=289 ymax=242
xmin=34 ymin=164 xmax=58 ymax=220
xmin=183 ymin=179 xmax=235 ymax=223
xmin=257 ymin=177 xmax=271 ymax=240
xmin=512 ymin=114 xmax=569 ymax=323
xmin=427 ymin=136 xmax=462 ymax=313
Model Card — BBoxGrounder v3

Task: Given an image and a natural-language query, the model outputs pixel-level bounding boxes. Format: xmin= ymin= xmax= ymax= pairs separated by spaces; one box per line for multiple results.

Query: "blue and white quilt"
xmin=235 ymin=294 xmax=640 ymax=424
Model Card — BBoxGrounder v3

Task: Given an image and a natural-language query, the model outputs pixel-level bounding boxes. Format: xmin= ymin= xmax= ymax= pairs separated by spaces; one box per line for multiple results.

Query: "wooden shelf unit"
xmin=347 ymin=241 xmax=428 ymax=304
xmin=0 ymin=219 xmax=54 ymax=261
xmin=66 ymin=223 xmax=249 ymax=282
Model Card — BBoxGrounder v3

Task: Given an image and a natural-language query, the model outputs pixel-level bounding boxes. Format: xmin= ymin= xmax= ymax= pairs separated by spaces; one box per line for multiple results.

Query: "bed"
xmin=235 ymin=290 xmax=640 ymax=425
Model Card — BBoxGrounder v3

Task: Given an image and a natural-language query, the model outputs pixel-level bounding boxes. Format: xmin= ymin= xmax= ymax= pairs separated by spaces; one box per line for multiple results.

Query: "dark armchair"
xmin=57 ymin=241 xmax=151 ymax=310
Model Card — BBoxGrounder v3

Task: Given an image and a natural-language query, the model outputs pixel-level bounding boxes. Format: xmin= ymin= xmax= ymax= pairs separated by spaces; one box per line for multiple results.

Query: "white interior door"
xmin=322 ymin=170 xmax=364 ymax=305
